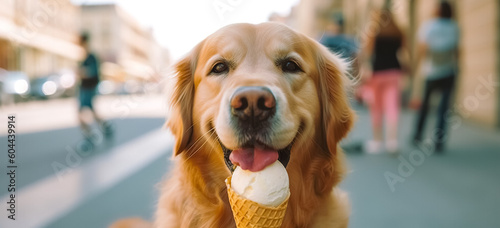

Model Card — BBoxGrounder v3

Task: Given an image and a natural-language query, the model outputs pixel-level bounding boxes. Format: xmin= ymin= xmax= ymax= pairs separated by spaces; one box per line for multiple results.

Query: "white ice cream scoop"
xmin=230 ymin=160 xmax=289 ymax=207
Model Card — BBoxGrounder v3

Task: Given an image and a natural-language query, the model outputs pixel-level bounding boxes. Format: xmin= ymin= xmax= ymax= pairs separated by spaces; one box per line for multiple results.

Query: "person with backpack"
xmin=412 ymin=1 xmax=459 ymax=152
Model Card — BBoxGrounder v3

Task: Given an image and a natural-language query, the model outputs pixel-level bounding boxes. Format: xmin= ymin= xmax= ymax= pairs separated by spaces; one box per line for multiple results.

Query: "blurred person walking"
xmin=320 ymin=15 xmax=358 ymax=60
xmin=78 ymin=33 xmax=112 ymax=142
xmin=412 ymin=1 xmax=459 ymax=152
xmin=320 ymin=15 xmax=360 ymax=81
xmin=359 ymin=3 xmax=407 ymax=154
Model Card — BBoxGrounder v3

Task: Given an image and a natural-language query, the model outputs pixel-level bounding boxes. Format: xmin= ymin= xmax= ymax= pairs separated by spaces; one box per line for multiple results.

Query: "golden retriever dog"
xmin=119 ymin=22 xmax=355 ymax=228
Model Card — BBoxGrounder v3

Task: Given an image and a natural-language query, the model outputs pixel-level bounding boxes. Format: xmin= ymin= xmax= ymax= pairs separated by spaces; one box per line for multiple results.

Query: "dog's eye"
xmin=211 ymin=62 xmax=229 ymax=74
xmin=281 ymin=60 xmax=302 ymax=73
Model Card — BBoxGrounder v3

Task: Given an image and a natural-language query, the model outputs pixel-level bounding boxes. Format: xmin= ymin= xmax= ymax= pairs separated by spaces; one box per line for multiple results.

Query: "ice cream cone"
xmin=226 ymin=176 xmax=289 ymax=228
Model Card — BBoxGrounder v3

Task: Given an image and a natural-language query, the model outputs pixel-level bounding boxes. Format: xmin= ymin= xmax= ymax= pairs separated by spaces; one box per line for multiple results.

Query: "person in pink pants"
xmin=361 ymin=70 xmax=402 ymax=153
xmin=359 ymin=3 xmax=407 ymax=154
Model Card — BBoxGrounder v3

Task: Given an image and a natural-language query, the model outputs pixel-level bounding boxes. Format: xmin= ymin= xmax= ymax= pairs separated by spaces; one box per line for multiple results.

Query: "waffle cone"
xmin=226 ymin=176 xmax=289 ymax=228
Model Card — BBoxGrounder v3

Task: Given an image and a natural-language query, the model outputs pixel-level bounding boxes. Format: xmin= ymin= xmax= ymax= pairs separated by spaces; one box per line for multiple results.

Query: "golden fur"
xmin=115 ymin=22 xmax=355 ymax=228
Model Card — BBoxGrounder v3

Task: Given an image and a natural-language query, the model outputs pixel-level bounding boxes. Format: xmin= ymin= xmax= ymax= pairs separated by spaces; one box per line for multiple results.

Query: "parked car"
xmin=30 ymin=70 xmax=77 ymax=100
xmin=58 ymin=70 xmax=77 ymax=97
xmin=0 ymin=69 xmax=31 ymax=105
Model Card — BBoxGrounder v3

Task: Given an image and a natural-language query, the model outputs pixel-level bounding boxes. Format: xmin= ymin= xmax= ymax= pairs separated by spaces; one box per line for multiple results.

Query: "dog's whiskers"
xmin=185 ymin=128 xmax=217 ymax=161
xmin=206 ymin=137 xmax=219 ymax=161
xmin=184 ymin=127 xmax=215 ymax=152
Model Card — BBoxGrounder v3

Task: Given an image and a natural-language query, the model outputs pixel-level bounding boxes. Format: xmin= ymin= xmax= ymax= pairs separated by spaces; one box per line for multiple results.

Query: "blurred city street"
xmin=1 ymin=98 xmax=499 ymax=228
xmin=1 ymin=0 xmax=500 ymax=227
xmin=0 ymin=94 xmax=171 ymax=227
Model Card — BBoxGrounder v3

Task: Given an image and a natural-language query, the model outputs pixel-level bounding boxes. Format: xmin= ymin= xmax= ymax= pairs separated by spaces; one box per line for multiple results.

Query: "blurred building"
xmin=0 ymin=0 xmax=82 ymax=77
xmin=80 ymin=4 xmax=170 ymax=83
xmin=291 ymin=0 xmax=343 ymax=39
xmin=288 ymin=0 xmax=500 ymax=128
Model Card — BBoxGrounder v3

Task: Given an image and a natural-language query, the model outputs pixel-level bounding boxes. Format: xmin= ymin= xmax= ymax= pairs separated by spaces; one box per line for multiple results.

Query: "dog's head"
xmin=167 ymin=23 xmax=353 ymax=176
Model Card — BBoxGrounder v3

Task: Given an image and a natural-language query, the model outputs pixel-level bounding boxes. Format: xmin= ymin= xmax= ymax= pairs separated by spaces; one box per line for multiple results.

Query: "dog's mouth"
xmin=219 ymin=139 xmax=293 ymax=173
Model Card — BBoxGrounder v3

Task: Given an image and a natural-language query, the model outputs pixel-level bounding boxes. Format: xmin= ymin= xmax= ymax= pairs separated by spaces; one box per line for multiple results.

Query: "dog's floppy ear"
xmin=167 ymin=42 xmax=204 ymax=156
xmin=315 ymin=42 xmax=355 ymax=156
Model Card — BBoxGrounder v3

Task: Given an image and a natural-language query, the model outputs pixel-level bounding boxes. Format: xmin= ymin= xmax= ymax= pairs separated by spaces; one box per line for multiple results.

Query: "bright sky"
xmin=72 ymin=0 xmax=300 ymax=60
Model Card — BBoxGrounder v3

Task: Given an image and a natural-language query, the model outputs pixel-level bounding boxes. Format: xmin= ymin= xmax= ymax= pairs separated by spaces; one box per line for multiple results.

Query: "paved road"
xmin=0 ymin=118 xmax=165 ymax=195
xmin=0 ymin=117 xmax=168 ymax=228
xmin=47 ymin=151 xmax=170 ymax=228
xmin=341 ymin=104 xmax=500 ymax=228
xmin=1 ymin=102 xmax=499 ymax=228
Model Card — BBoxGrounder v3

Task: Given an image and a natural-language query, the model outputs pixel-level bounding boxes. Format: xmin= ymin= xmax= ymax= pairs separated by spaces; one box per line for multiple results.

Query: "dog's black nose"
xmin=230 ymin=86 xmax=276 ymax=123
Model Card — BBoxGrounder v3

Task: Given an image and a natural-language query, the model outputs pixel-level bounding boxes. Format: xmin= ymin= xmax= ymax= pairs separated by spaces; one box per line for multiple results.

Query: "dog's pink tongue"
xmin=229 ymin=147 xmax=279 ymax=172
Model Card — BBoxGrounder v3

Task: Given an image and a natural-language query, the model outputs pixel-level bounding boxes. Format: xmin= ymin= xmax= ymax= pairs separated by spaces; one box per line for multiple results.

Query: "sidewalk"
xmin=0 ymin=94 xmax=168 ymax=135
xmin=341 ymin=104 xmax=500 ymax=228
xmin=0 ymin=127 xmax=173 ymax=228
